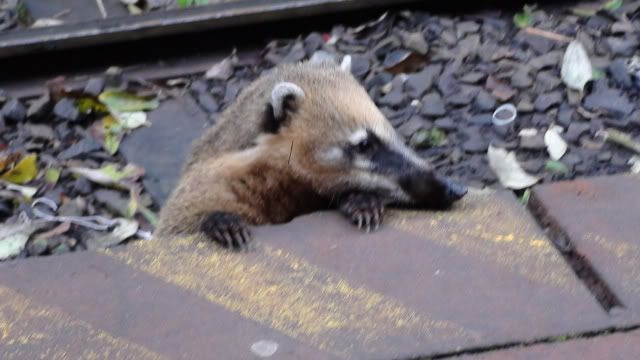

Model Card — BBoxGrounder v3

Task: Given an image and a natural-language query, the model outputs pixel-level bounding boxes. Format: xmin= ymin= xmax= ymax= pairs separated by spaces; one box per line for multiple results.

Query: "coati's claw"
xmin=201 ymin=211 xmax=252 ymax=251
xmin=339 ymin=193 xmax=385 ymax=232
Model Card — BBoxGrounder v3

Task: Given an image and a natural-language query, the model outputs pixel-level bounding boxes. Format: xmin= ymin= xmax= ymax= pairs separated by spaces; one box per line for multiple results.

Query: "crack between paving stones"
xmin=526 ymin=192 xmax=624 ymax=313
xmin=403 ymin=324 xmax=640 ymax=360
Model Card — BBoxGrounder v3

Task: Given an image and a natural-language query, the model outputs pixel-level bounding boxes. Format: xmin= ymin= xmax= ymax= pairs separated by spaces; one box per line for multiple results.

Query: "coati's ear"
xmin=263 ymin=82 xmax=305 ymax=133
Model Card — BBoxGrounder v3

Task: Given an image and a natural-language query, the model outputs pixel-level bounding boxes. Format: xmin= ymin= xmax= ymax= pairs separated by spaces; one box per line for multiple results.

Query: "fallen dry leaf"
xmin=488 ymin=145 xmax=540 ymax=189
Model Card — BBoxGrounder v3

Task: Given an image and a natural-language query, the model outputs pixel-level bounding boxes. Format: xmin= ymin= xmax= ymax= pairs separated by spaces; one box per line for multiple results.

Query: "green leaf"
xmin=75 ymin=97 xmax=108 ymax=114
xmin=1 ymin=154 xmax=38 ymax=184
xmin=101 ymin=116 xmax=124 ymax=155
xmin=571 ymin=7 xmax=598 ymax=17
xmin=513 ymin=4 xmax=535 ymax=28
xmin=98 ymin=91 xmax=159 ymax=113
xmin=545 ymin=160 xmax=569 ymax=174
xmin=69 ymin=163 xmax=144 ymax=188
xmin=513 ymin=13 xmax=532 ymax=28
xmin=592 ymin=68 xmax=606 ymax=80
xmin=603 ymin=0 xmax=623 ymax=11
xmin=518 ymin=189 xmax=531 ymax=205
xmin=410 ymin=128 xmax=447 ymax=149
xmin=45 ymin=168 xmax=61 ymax=185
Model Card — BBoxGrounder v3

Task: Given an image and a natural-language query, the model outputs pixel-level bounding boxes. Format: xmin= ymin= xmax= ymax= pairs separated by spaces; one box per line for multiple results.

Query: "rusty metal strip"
xmin=0 ymin=0 xmax=415 ymax=59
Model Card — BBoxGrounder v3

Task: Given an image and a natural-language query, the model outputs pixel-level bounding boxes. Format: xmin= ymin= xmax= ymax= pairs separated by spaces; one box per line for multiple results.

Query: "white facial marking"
xmin=271 ymin=82 xmax=305 ymax=119
xmin=349 ymin=129 xmax=368 ymax=145
xmin=319 ymin=147 xmax=343 ymax=163
xmin=340 ymin=55 xmax=352 ymax=73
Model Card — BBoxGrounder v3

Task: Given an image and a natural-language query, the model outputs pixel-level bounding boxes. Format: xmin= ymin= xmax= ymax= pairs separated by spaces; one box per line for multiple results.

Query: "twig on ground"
xmin=599 ymin=129 xmax=640 ymax=154
xmin=95 ymin=0 xmax=107 ymax=18
xmin=524 ymin=27 xmax=572 ymax=43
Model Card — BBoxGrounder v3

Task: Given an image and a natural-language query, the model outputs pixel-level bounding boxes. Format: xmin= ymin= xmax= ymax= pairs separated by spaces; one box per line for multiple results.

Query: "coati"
xmin=155 ymin=57 xmax=467 ymax=250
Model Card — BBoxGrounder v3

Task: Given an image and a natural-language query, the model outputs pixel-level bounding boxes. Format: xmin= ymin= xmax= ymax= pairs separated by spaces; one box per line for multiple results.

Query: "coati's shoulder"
xmin=184 ymin=60 xmax=356 ymax=169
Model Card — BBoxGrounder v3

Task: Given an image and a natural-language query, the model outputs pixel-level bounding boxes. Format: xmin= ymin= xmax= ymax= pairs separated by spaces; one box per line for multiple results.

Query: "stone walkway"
xmin=1 ymin=175 xmax=638 ymax=359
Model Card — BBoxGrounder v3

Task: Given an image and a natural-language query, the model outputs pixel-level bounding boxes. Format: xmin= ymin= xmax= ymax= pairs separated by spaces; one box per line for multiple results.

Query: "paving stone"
xmin=0 ymin=191 xmax=612 ymax=359
xmin=531 ymin=174 xmax=640 ymax=323
xmin=120 ymin=94 xmax=210 ymax=206
xmin=461 ymin=330 xmax=640 ymax=360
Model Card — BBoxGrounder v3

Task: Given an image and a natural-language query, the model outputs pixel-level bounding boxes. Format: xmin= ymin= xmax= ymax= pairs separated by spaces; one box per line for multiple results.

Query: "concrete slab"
xmin=531 ymin=174 xmax=640 ymax=322
xmin=120 ymin=94 xmax=210 ymax=206
xmin=0 ymin=191 xmax=614 ymax=359
xmin=460 ymin=329 xmax=640 ymax=360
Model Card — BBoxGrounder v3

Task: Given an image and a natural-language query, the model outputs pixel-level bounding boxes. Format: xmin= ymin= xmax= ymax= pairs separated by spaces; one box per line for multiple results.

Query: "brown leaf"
xmin=34 ymin=222 xmax=71 ymax=241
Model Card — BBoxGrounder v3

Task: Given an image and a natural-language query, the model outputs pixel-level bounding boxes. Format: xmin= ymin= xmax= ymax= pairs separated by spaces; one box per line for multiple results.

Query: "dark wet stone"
xmin=283 ymin=42 xmax=306 ymax=63
xmin=197 ymin=92 xmax=219 ymax=113
xmin=521 ymin=158 xmax=545 ymax=173
xmin=397 ymin=116 xmax=429 ymax=138
xmin=510 ymin=70 xmax=533 ymax=89
xmin=404 ymin=64 xmax=441 ymax=98
xmin=84 ymin=77 xmax=105 ymax=97
xmin=457 ymin=34 xmax=481 ymax=58
xmin=610 ymin=153 xmax=629 ymax=167
xmin=420 ymin=93 xmax=446 ymax=117
xmin=447 ymin=86 xmax=479 ymax=106
xmin=58 ymin=137 xmax=102 ymax=160
xmin=583 ymin=80 xmax=634 ymax=117
xmin=25 ymin=123 xmax=55 ymax=141
xmin=366 ymin=72 xmax=393 ymax=89
xmin=379 ymin=85 xmax=405 ymax=107
xmin=0 ymin=199 xmax=13 ymax=222
xmin=517 ymin=97 xmax=534 ymax=113
xmin=519 ymin=134 xmax=546 ymax=150
xmin=94 ymin=189 xmax=129 ymax=217
xmin=303 ymin=32 xmax=324 ymax=55
xmin=608 ymin=59 xmax=632 ymax=88
xmin=53 ymin=98 xmax=80 ymax=122
xmin=473 ymin=90 xmax=496 ymax=112
xmin=603 ymin=117 xmax=630 ymax=128
xmin=1 ymin=98 xmax=26 ymax=123
xmin=529 ymin=51 xmax=562 ymax=70
xmin=605 ymin=35 xmax=640 ymax=56
xmin=27 ymin=94 xmax=52 ymax=120
xmin=596 ymin=151 xmax=612 ymax=162
xmin=467 ymin=113 xmax=493 ymax=125
xmin=561 ymin=153 xmax=583 ymax=170
xmin=515 ymin=30 xmax=554 ymax=54
xmin=534 ymin=91 xmax=562 ymax=111
xmin=564 ymin=122 xmax=590 ymax=143
xmin=350 ymin=55 xmax=371 ymax=78
xmin=557 ymin=104 xmax=574 ymax=127
xmin=190 ymin=79 xmax=208 ymax=94
xmin=399 ymin=30 xmax=429 ymax=55
xmin=459 ymin=71 xmax=486 ymax=84
xmin=585 ymin=15 xmax=610 ymax=31
xmin=462 ymin=135 xmax=488 ymax=153
xmin=434 ymin=117 xmax=456 ymax=131
xmin=456 ymin=21 xmax=480 ymax=38
xmin=72 ymin=177 xmax=92 ymax=196
xmin=535 ymin=71 xmax=562 ymax=92
xmin=531 ymin=113 xmax=552 ymax=126
xmin=224 ymin=82 xmax=243 ymax=104
xmin=120 ymin=95 xmax=209 ymax=205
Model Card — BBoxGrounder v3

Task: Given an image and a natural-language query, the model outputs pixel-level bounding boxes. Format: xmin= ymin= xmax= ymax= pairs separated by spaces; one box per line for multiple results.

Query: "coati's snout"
xmin=398 ymin=171 xmax=468 ymax=209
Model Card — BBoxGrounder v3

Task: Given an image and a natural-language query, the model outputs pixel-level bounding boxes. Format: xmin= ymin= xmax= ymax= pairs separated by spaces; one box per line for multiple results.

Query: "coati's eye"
xmin=355 ymin=139 xmax=372 ymax=153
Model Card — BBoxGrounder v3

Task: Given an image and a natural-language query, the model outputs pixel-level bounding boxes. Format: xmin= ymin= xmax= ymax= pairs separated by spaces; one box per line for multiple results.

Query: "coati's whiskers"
xmin=288 ymin=140 xmax=294 ymax=165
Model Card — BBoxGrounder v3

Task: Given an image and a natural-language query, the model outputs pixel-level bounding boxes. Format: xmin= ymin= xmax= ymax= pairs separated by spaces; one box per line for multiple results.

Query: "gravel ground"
xmin=1 ymin=0 xmax=640 ymax=259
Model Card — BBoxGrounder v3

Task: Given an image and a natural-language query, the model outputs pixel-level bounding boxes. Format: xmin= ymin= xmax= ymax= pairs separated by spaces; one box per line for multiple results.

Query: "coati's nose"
xmin=434 ymin=174 xmax=468 ymax=201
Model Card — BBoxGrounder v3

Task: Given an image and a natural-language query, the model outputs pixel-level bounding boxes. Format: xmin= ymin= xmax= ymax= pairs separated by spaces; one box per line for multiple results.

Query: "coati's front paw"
xmin=201 ymin=211 xmax=252 ymax=251
xmin=338 ymin=193 xmax=385 ymax=232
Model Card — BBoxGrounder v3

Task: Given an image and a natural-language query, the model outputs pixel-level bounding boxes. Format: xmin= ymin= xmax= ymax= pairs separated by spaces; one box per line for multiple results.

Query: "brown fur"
xmin=156 ymin=60 xmax=390 ymax=239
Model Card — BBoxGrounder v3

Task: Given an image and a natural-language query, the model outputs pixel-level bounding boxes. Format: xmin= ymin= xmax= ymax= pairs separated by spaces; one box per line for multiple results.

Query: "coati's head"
xmin=259 ymin=57 xmax=467 ymax=209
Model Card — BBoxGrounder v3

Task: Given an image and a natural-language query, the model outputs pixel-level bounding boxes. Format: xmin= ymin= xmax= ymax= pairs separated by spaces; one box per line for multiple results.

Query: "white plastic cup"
xmin=492 ymin=103 xmax=517 ymax=137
